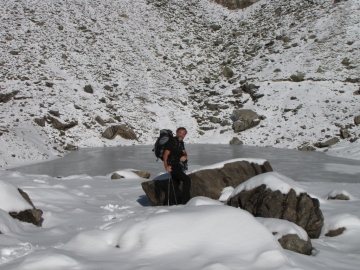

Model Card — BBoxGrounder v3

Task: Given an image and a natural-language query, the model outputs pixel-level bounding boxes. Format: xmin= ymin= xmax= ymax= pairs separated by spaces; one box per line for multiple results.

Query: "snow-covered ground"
xmin=1 ymin=156 xmax=360 ymax=269
xmin=0 ymin=0 xmax=359 ymax=168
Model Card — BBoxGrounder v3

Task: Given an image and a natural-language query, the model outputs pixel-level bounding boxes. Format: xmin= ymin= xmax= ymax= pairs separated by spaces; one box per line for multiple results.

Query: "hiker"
xmin=163 ymin=127 xmax=191 ymax=204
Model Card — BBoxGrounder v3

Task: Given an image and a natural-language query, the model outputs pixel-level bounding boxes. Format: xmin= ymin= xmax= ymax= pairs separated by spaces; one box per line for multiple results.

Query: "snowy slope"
xmin=0 ymin=0 xmax=359 ymax=168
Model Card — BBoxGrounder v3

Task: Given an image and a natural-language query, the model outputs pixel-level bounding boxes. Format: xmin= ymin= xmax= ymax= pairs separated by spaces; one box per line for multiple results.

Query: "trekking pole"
xmin=168 ymin=173 xmax=171 ymax=206
xmin=171 ymin=175 xmax=177 ymax=205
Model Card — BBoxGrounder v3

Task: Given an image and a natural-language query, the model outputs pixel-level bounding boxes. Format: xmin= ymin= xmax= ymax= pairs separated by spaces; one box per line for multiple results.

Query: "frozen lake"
xmin=10 ymin=144 xmax=360 ymax=183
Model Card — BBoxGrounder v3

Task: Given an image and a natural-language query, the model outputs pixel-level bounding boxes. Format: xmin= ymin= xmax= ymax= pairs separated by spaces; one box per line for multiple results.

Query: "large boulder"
xmin=256 ymin=217 xmax=312 ymax=255
xmin=102 ymin=125 xmax=137 ymax=140
xmin=141 ymin=159 xmax=273 ymax=206
xmin=232 ymin=109 xmax=260 ymax=132
xmin=8 ymin=188 xmax=43 ymax=227
xmin=228 ymin=183 xmax=324 ymax=238
xmin=47 ymin=115 xmax=78 ymax=130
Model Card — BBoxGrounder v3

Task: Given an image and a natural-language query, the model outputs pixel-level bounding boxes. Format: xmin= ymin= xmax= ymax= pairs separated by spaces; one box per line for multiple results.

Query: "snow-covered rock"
xmin=228 ymin=172 xmax=324 ymax=238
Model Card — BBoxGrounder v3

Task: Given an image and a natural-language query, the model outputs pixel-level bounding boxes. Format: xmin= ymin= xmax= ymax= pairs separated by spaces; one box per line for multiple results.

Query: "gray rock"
xmin=328 ymin=194 xmax=349 ymax=200
xmin=64 ymin=144 xmax=78 ymax=151
xmin=210 ymin=117 xmax=220 ymax=124
xmin=142 ymin=160 xmax=273 ymax=206
xmin=229 ymin=137 xmax=243 ymax=145
xmin=8 ymin=188 xmax=43 ymax=227
xmin=0 ymin=91 xmax=19 ymax=103
xmin=95 ymin=116 xmax=106 ymax=126
xmin=47 ymin=116 xmax=78 ymax=130
xmin=111 ymin=173 xmax=124 ymax=180
xmin=102 ymin=125 xmax=137 ymax=140
xmin=315 ymin=137 xmax=340 ymax=148
xmin=278 ymin=234 xmax=312 ymax=255
xmin=223 ymin=66 xmax=234 ymax=78
xmin=214 ymin=0 xmax=261 ymax=10
xmin=298 ymin=145 xmax=316 ymax=151
xmin=84 ymin=84 xmax=94 ymax=94
xmin=232 ymin=109 xmax=260 ymax=132
xmin=290 ymin=72 xmax=305 ymax=82
xmin=34 ymin=117 xmax=45 ymax=127
xmin=49 ymin=110 xmax=60 ymax=117
xmin=325 ymin=227 xmax=346 ymax=237
xmin=131 ymin=170 xmax=151 ymax=179
xmin=354 ymin=115 xmax=360 ymax=125
xmin=228 ymin=186 xmax=324 ymax=238
xmin=210 ymin=24 xmax=221 ymax=31
xmin=340 ymin=129 xmax=349 ymax=139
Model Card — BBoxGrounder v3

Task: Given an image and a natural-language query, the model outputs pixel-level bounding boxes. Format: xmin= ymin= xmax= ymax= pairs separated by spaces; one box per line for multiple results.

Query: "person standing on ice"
xmin=163 ymin=127 xmax=191 ymax=204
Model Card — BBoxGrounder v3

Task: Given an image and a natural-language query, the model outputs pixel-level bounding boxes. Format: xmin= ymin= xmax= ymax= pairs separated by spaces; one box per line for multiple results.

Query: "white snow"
xmin=256 ymin=217 xmax=309 ymax=242
xmin=230 ymin=172 xmax=307 ymax=198
xmin=0 ymin=180 xmax=33 ymax=212
xmin=326 ymin=190 xmax=356 ymax=200
xmin=190 ymin=158 xmax=267 ymax=173
xmin=1 ymin=0 xmax=360 ymax=268
xmin=219 ymin=186 xmax=235 ymax=202
xmin=186 ymin=196 xmax=224 ymax=206
xmin=0 ymin=156 xmax=360 ymax=269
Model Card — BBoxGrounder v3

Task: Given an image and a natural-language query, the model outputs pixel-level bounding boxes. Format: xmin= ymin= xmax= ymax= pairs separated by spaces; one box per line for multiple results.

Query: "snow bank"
xmin=322 ymin=213 xmax=360 ymax=235
xmin=106 ymin=169 xmax=142 ymax=179
xmin=0 ymin=209 xmax=24 ymax=234
xmin=326 ymin=190 xmax=356 ymax=200
xmin=60 ymin=206 xmax=291 ymax=269
xmin=0 ymin=180 xmax=33 ymax=212
xmin=230 ymin=172 xmax=306 ymax=198
xmin=219 ymin=186 xmax=235 ymax=201
xmin=185 ymin=196 xmax=223 ymax=206
xmin=190 ymin=158 xmax=267 ymax=173
xmin=256 ymin=217 xmax=309 ymax=241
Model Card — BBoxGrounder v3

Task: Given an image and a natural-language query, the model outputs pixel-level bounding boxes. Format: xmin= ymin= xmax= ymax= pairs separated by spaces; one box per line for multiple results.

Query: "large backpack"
xmin=153 ymin=129 xmax=174 ymax=161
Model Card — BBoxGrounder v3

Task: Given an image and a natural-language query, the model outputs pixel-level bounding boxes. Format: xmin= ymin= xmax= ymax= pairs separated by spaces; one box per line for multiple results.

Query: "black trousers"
xmin=170 ymin=167 xmax=191 ymax=204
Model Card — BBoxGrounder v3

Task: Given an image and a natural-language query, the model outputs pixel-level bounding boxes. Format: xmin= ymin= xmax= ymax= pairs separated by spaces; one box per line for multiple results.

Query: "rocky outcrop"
xmin=47 ymin=115 xmax=78 ymax=130
xmin=8 ymin=188 xmax=43 ymax=227
xmin=102 ymin=124 xmax=137 ymax=140
xmin=141 ymin=160 xmax=273 ymax=206
xmin=228 ymin=186 xmax=324 ymax=238
xmin=278 ymin=234 xmax=312 ymax=255
xmin=232 ymin=109 xmax=260 ymax=132
xmin=214 ymin=0 xmax=260 ymax=10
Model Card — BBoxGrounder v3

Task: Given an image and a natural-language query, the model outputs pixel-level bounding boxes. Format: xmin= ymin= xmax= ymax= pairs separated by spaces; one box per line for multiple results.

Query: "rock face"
xmin=232 ymin=109 xmax=260 ymax=132
xmin=8 ymin=188 xmax=43 ymax=227
xmin=278 ymin=234 xmax=312 ymax=255
xmin=214 ymin=0 xmax=260 ymax=10
xmin=228 ymin=186 xmax=324 ymax=238
xmin=102 ymin=125 xmax=137 ymax=140
xmin=141 ymin=160 xmax=273 ymax=206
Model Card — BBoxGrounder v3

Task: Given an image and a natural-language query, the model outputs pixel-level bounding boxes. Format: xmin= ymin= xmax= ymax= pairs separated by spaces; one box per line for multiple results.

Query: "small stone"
xmin=111 ymin=173 xmax=124 ymax=180
xmin=325 ymin=227 xmax=346 ymax=237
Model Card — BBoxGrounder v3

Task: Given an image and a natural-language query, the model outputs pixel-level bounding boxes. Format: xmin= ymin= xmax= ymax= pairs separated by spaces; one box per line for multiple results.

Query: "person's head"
xmin=176 ymin=127 xmax=187 ymax=141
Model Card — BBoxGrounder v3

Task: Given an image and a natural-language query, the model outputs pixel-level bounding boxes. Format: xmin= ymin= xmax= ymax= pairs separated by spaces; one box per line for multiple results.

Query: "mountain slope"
xmin=0 ymin=0 xmax=359 ymax=167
